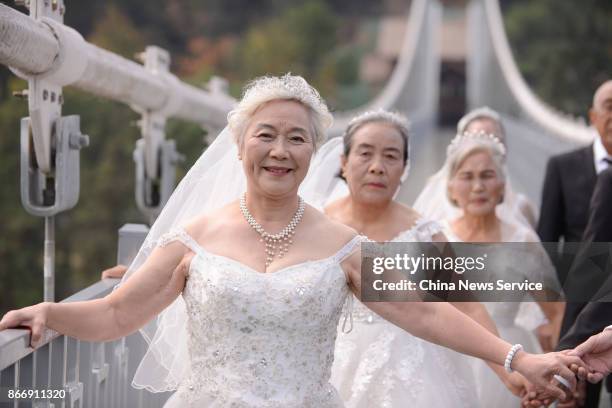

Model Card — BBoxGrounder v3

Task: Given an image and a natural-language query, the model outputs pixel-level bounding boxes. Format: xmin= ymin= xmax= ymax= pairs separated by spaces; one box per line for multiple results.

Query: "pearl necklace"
xmin=239 ymin=193 xmax=305 ymax=267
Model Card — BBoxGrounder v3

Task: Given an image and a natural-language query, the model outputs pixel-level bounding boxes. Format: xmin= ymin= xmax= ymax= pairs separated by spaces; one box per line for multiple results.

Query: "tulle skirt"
xmin=331 ymin=312 xmax=480 ymax=408
xmin=164 ymin=386 xmax=345 ymax=407
xmin=469 ymin=302 xmax=544 ymax=408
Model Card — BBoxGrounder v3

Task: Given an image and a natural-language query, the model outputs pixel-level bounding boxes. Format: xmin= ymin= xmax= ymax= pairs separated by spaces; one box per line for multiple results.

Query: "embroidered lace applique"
xmin=158 ymin=229 xmax=362 ymax=406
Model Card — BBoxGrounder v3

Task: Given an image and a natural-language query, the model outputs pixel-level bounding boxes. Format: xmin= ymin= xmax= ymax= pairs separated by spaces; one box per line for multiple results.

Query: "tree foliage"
xmin=504 ymin=0 xmax=612 ymax=117
xmin=0 ymin=0 xmax=376 ymax=313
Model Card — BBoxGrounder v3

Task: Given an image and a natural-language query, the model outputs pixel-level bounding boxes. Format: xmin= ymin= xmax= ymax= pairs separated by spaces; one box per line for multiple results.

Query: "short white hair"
xmin=227 ymin=74 xmax=333 ymax=150
xmin=457 ymin=106 xmax=505 ymax=141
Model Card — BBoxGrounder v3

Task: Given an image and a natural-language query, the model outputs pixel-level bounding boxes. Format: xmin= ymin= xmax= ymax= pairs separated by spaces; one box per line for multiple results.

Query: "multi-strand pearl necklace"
xmin=239 ymin=193 xmax=305 ymax=267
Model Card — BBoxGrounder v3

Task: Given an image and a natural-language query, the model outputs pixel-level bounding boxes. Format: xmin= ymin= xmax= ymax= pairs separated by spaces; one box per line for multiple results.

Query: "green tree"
xmin=88 ymin=5 xmax=147 ymax=58
xmin=237 ymin=1 xmax=338 ymax=82
xmin=0 ymin=0 xmax=387 ymax=314
xmin=0 ymin=7 xmax=204 ymax=314
xmin=0 ymin=78 xmax=42 ymax=313
xmin=504 ymin=0 xmax=612 ymax=117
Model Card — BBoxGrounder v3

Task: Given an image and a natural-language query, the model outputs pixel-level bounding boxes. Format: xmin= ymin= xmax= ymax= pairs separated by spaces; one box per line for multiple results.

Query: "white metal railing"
xmin=0 ymin=4 xmax=235 ymax=128
xmin=0 ymin=1 xmax=441 ymax=406
xmin=0 ymin=279 xmax=170 ymax=408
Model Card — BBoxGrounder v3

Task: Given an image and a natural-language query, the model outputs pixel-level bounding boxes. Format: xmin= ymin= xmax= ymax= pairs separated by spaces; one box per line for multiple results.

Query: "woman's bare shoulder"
xmin=306 ymin=204 xmax=358 ymax=244
xmin=393 ymin=201 xmax=423 ymax=227
xmin=183 ymin=200 xmax=240 ymax=239
xmin=323 ymin=196 xmax=348 ymax=219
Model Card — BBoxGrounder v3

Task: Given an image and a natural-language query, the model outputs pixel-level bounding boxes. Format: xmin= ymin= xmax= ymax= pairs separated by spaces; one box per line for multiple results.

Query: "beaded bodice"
xmin=158 ymin=228 xmax=362 ymax=407
xmin=351 ymin=219 xmax=443 ymax=324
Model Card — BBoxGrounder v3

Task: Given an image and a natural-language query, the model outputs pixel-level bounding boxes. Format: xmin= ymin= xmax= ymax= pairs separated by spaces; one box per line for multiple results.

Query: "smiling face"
xmin=341 ymin=121 xmax=406 ymax=205
xmin=448 ymin=150 xmax=505 ymax=217
xmin=240 ymin=99 xmax=315 ymax=198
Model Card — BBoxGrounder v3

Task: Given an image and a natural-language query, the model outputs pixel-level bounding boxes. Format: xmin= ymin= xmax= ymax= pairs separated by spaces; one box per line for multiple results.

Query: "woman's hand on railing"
xmin=1 ymin=242 xmax=189 ymax=344
xmin=0 ymin=302 xmax=51 ymax=348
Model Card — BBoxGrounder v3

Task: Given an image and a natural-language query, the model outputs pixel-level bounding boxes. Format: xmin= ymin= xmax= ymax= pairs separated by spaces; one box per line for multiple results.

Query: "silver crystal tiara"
xmin=241 ymin=73 xmax=331 ymax=121
xmin=446 ymin=130 xmax=507 ymax=158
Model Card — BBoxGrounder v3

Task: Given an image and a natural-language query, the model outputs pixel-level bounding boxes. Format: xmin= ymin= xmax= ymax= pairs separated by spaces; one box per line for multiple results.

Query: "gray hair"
xmin=457 ymin=107 xmax=505 ymax=141
xmin=227 ymin=74 xmax=333 ymax=150
xmin=446 ymin=140 xmax=506 ymax=206
xmin=342 ymin=109 xmax=410 ymax=164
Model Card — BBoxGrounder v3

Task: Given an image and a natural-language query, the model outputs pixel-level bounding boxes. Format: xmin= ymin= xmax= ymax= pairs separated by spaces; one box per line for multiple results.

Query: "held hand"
xmin=556 ymin=379 xmax=586 ymax=408
xmin=0 ymin=303 xmax=52 ymax=348
xmin=520 ymin=382 xmax=554 ymax=407
xmin=512 ymin=351 xmax=586 ymax=401
xmin=569 ymin=329 xmax=612 ymax=383
xmin=502 ymin=371 xmax=530 ymax=398
xmin=520 ymin=375 xmax=584 ymax=407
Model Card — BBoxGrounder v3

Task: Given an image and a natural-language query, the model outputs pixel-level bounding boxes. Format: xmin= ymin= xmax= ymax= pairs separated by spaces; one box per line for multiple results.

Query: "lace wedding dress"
xmin=330 ymin=219 xmax=480 ymax=408
xmin=156 ymin=227 xmax=363 ymax=407
xmin=441 ymin=219 xmax=559 ymax=408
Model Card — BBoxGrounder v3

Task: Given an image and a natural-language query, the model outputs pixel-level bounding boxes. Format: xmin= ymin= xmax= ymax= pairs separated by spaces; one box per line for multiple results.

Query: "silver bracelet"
xmin=504 ymin=344 xmax=523 ymax=373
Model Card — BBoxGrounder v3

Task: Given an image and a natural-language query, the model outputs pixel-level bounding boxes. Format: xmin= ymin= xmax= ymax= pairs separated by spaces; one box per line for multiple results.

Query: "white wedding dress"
xmin=157 ymin=227 xmax=363 ymax=407
xmin=441 ymin=219 xmax=559 ymax=408
xmin=330 ymin=219 xmax=480 ymax=408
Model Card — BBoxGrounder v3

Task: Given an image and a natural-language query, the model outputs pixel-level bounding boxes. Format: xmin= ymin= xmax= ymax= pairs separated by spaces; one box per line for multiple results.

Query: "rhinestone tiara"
xmin=240 ymin=73 xmax=331 ymax=125
xmin=227 ymin=74 xmax=333 ymax=148
xmin=446 ymin=130 xmax=507 ymax=158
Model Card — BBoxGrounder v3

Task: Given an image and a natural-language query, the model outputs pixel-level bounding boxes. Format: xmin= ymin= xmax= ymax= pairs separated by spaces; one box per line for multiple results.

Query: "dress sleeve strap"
xmin=156 ymin=227 xmax=203 ymax=255
xmin=332 ymin=235 xmax=366 ymax=264
xmin=414 ymin=219 xmax=444 ymax=241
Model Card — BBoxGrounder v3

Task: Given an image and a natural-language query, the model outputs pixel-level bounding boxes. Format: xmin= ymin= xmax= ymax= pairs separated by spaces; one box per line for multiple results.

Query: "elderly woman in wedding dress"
xmin=0 ymin=75 xmax=582 ymax=406
xmin=414 ymin=106 xmax=538 ymax=229
xmin=306 ymin=109 xmax=534 ymax=407
xmin=436 ymin=130 xmax=565 ymax=408
xmin=415 ymin=107 xmax=559 ymax=350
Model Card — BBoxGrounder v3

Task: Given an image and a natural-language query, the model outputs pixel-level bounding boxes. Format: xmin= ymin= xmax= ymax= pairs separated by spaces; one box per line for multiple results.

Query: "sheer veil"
xmin=413 ymin=140 xmax=535 ymax=230
xmin=298 ymin=137 xmax=347 ymax=210
xmin=119 ymin=93 xmax=419 ymax=391
xmin=121 ymin=126 xmax=247 ymax=392
xmin=414 ymin=132 xmax=559 ymax=332
xmin=415 ymin=107 xmax=537 ymax=229
xmin=119 ymin=73 xmax=342 ymax=392
xmin=124 ymin=128 xmax=351 ymax=392
xmin=299 ymin=110 xmax=412 ymax=211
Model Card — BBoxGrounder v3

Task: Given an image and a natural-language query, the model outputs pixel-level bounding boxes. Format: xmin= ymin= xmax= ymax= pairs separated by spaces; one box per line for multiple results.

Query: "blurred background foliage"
xmin=0 ymin=0 xmax=610 ymax=313
xmin=502 ymin=0 xmax=612 ymax=118
xmin=0 ymin=0 xmax=396 ymax=313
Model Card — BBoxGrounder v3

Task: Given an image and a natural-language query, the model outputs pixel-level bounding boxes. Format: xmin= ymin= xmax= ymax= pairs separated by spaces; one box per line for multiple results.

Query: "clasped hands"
xmin=519 ymin=329 xmax=612 ymax=407
xmin=99 ymin=266 xmax=611 ymax=407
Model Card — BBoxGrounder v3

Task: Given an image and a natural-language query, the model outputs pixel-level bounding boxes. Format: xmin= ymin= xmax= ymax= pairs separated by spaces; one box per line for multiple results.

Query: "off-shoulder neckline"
xmin=174 ymin=227 xmax=363 ymax=276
